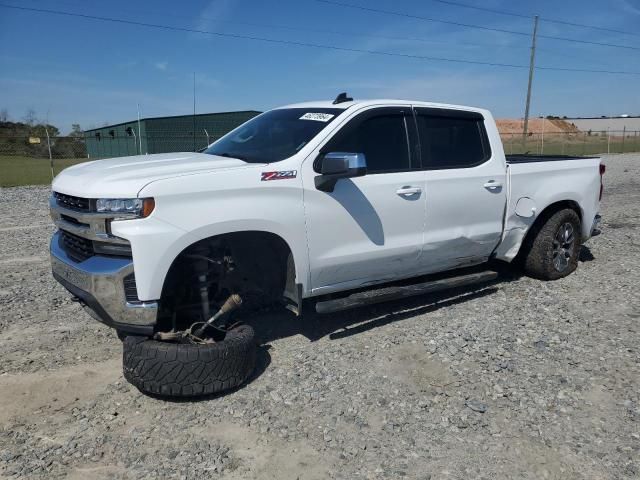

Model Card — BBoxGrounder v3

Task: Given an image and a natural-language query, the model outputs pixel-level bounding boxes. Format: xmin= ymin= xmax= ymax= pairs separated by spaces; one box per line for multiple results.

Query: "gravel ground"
xmin=0 ymin=154 xmax=638 ymax=479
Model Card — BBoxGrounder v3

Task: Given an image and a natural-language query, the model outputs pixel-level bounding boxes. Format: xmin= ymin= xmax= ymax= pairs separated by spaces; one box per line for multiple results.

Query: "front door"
xmin=302 ymin=106 xmax=427 ymax=294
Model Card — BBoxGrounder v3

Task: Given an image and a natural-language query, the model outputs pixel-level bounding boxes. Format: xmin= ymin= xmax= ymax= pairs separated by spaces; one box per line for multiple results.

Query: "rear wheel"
xmin=523 ymin=208 xmax=581 ymax=280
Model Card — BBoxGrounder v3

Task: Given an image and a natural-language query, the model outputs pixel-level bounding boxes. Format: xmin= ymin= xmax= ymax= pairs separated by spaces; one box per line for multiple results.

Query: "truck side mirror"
xmin=315 ymin=152 xmax=367 ymax=192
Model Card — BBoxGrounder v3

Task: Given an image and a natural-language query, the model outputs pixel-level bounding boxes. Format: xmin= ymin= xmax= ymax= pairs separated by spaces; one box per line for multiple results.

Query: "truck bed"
xmin=506 ymin=154 xmax=596 ymax=164
xmin=496 ymin=153 xmax=602 ymax=263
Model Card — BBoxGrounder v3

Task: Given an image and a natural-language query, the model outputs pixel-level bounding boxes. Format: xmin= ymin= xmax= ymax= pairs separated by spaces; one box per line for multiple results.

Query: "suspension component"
xmin=192 ymin=294 xmax=243 ymax=338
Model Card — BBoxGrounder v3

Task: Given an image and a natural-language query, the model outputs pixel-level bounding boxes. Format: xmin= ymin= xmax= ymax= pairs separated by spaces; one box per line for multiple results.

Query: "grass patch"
xmin=2 ymin=138 xmax=639 ymax=188
xmin=0 ymin=156 xmax=90 ymax=187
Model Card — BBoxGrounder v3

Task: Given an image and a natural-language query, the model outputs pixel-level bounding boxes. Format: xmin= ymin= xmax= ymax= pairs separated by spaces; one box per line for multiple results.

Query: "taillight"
xmin=599 ymin=163 xmax=605 ymax=201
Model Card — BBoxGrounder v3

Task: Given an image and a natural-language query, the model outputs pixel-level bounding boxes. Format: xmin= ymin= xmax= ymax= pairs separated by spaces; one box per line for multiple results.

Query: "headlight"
xmin=96 ymin=198 xmax=155 ymax=218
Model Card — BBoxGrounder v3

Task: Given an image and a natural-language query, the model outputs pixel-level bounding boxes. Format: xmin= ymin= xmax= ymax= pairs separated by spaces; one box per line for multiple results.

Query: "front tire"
xmin=523 ymin=208 xmax=582 ymax=280
xmin=122 ymin=325 xmax=256 ymax=397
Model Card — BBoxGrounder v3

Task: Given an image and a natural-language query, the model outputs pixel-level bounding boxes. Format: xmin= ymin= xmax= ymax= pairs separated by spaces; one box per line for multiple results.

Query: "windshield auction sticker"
xmin=299 ymin=113 xmax=335 ymax=122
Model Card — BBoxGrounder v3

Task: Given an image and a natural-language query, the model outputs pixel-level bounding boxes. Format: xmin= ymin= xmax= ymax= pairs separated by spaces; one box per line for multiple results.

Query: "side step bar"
xmin=315 ymin=271 xmax=499 ymax=314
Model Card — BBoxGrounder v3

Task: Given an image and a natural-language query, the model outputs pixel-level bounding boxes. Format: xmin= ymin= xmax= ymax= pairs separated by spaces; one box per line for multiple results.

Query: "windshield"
xmin=205 ymin=108 xmax=343 ymax=163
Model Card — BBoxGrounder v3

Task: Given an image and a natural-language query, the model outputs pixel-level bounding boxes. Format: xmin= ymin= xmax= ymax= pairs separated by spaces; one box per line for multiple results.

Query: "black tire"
xmin=122 ymin=325 xmax=256 ymax=398
xmin=522 ymin=208 xmax=582 ymax=280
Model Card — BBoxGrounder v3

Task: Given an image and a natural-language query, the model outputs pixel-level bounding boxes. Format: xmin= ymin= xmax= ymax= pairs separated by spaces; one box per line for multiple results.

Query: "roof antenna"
xmin=333 ymin=92 xmax=353 ymax=105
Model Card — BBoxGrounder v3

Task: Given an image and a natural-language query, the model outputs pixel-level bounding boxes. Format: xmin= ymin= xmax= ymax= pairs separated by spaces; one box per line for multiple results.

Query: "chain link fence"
xmin=502 ymin=130 xmax=640 ymax=156
xmin=0 ymin=134 xmax=87 ymax=159
xmin=83 ymin=132 xmax=216 ymax=158
xmin=1 ymin=130 xmax=640 ymax=186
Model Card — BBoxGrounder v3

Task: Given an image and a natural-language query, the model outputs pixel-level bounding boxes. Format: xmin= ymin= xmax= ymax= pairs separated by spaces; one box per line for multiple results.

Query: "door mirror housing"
xmin=315 ymin=152 xmax=367 ymax=192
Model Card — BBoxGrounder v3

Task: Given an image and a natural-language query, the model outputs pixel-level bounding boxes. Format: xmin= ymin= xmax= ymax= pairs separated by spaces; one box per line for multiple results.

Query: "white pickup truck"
xmin=50 ymin=95 xmax=603 ymax=397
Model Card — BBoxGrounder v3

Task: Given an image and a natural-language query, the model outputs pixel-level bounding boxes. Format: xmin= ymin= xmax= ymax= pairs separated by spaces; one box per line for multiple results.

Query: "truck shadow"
xmin=579 ymin=245 xmax=595 ymax=262
xmin=245 ymin=281 xmax=504 ymax=345
xmin=174 ymin=245 xmax=596 ymax=401
xmin=245 ymin=244 xmax=594 ymax=345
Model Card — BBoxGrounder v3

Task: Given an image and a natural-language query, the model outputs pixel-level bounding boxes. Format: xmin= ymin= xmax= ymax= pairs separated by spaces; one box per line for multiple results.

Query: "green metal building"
xmin=84 ymin=110 xmax=261 ymax=159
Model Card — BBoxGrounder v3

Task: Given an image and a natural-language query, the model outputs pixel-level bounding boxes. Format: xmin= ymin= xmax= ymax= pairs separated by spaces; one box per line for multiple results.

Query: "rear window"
xmin=416 ymin=112 xmax=490 ymax=169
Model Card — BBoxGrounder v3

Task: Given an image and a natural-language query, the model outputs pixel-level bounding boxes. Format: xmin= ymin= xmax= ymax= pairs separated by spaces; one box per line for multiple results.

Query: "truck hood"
xmin=52 ymin=152 xmax=256 ymax=198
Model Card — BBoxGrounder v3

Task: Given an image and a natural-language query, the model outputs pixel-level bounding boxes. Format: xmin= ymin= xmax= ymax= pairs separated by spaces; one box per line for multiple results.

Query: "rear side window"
xmin=415 ymin=110 xmax=490 ymax=169
xmin=321 ymin=109 xmax=413 ymax=174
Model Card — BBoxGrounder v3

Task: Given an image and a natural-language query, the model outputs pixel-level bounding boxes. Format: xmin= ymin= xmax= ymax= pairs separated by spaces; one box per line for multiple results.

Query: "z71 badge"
xmin=261 ymin=170 xmax=297 ymax=181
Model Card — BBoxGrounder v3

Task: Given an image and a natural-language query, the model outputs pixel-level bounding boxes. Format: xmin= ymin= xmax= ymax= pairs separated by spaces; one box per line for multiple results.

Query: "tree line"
xmin=0 ymin=108 xmax=87 ymax=158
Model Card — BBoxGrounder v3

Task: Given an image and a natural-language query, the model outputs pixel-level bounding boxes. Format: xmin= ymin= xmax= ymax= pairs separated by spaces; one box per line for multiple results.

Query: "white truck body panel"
xmin=50 ymin=98 xmax=602 ymax=318
xmin=495 ymin=157 xmax=601 ymax=261
xmin=123 ymin=158 xmax=309 ymax=301
xmin=52 ymin=152 xmax=249 ymax=198
xmin=420 ymin=110 xmax=507 ymax=274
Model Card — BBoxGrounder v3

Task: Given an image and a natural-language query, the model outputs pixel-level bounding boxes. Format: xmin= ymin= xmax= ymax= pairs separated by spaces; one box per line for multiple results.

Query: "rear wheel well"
xmin=157 ymin=231 xmax=295 ymax=332
xmin=516 ymin=200 xmax=582 ymax=262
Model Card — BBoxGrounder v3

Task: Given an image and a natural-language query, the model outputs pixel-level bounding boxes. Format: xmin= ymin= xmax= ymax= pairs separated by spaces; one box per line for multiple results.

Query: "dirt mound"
xmin=497 ymin=118 xmax=580 ymax=134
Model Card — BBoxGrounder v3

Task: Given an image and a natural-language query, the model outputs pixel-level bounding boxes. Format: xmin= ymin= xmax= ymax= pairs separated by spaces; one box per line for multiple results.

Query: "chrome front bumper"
xmin=50 ymin=231 xmax=157 ymax=335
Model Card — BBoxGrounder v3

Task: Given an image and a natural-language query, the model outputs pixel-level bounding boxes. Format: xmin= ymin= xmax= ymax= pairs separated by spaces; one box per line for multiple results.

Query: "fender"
xmin=113 ymin=162 xmax=310 ymax=300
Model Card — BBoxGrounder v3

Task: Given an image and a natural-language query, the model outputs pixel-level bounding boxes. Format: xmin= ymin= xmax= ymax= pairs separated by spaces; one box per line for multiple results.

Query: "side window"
xmin=416 ymin=113 xmax=490 ymax=169
xmin=322 ymin=112 xmax=412 ymax=174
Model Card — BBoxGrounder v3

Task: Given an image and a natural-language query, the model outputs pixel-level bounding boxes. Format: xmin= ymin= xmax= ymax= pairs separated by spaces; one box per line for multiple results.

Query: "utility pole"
xmin=136 ymin=103 xmax=142 ymax=154
xmin=540 ymin=115 xmax=545 ymax=154
xmin=523 ymin=15 xmax=539 ymax=143
xmin=193 ymin=72 xmax=196 ymax=152
xmin=44 ymin=110 xmax=54 ymax=180
xmin=45 ymin=126 xmax=53 ymax=181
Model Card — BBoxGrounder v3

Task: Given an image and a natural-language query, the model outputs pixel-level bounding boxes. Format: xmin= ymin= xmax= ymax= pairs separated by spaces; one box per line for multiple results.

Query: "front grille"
xmin=54 ymin=192 xmax=91 ymax=212
xmin=123 ymin=273 xmax=139 ymax=302
xmin=60 ymin=214 xmax=89 ymax=227
xmin=60 ymin=230 xmax=94 ymax=262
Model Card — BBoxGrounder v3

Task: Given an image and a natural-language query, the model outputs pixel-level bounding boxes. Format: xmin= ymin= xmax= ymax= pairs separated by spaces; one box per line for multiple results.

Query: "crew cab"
xmin=49 ymin=96 xmax=604 ymax=339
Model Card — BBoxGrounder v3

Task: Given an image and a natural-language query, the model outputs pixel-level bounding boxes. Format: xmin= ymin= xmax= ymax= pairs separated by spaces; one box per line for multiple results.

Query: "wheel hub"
xmin=552 ymin=222 xmax=575 ymax=272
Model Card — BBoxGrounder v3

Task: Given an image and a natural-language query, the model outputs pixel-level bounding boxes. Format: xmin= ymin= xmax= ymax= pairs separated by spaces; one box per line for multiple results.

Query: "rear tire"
xmin=122 ymin=325 xmax=256 ymax=398
xmin=523 ymin=208 xmax=581 ymax=280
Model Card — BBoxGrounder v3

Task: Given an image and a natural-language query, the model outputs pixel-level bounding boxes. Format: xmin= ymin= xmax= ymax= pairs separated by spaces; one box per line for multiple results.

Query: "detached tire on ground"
xmin=522 ymin=208 xmax=582 ymax=280
xmin=122 ymin=325 xmax=257 ymax=398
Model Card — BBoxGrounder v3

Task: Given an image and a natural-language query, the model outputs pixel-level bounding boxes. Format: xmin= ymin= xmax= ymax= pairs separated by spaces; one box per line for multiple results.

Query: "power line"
xmin=430 ymin=0 xmax=530 ymax=19
xmin=429 ymin=0 xmax=640 ymax=38
xmin=236 ymin=21 xmax=617 ymax=63
xmin=1 ymin=3 xmax=640 ymax=76
xmin=28 ymin=0 xmax=567 ymax=55
xmin=225 ymin=22 xmax=619 ymax=63
xmin=23 ymin=0 xmax=625 ymax=64
xmin=0 ymin=3 xmax=525 ymax=68
xmin=227 ymin=20 xmax=531 ymax=51
xmin=26 ymin=0 xmax=616 ymax=65
xmin=314 ymin=0 xmax=640 ymax=51
xmin=314 ymin=0 xmax=532 ymax=37
xmin=31 ymin=0 xmax=535 ymax=53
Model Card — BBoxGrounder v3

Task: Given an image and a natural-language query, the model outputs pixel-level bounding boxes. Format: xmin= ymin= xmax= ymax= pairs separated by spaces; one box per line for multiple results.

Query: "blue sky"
xmin=1 ymin=0 xmax=639 ymax=133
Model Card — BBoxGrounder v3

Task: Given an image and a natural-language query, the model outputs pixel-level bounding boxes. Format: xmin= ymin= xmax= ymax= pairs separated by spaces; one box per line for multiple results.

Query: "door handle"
xmin=483 ymin=180 xmax=503 ymax=189
xmin=396 ymin=186 xmax=422 ymax=196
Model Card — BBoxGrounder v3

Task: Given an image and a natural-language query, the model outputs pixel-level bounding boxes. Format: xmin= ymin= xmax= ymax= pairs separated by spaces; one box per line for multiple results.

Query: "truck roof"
xmin=277 ymin=99 xmax=488 ymax=114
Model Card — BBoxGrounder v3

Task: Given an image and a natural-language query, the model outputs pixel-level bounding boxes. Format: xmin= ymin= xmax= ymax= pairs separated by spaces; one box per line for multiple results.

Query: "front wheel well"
xmin=157 ymin=231 xmax=296 ymax=332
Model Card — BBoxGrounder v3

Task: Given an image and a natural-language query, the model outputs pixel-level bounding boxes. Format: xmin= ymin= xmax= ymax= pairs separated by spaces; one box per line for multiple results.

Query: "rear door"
xmin=414 ymin=107 xmax=506 ymax=272
xmin=302 ymin=106 xmax=426 ymax=294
